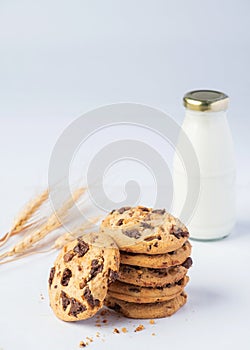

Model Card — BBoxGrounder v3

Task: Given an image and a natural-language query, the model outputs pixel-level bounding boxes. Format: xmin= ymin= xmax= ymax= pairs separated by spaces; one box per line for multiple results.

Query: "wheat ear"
xmin=0 ymin=189 xmax=49 ymax=247
xmin=52 ymin=216 xmax=100 ymax=250
xmin=0 ymin=187 xmax=85 ymax=261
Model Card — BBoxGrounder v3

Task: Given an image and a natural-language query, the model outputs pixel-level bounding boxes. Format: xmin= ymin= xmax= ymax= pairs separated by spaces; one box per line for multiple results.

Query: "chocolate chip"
xmin=61 ymin=268 xmax=72 ymax=286
xmin=73 ymin=238 xmax=89 ymax=257
xmin=153 ymin=242 xmax=158 ymax=247
xmin=140 ymin=222 xmax=153 ymax=229
xmin=88 ymin=259 xmax=104 ymax=281
xmin=154 ymin=268 xmax=168 ymax=277
xmin=140 ymin=207 xmax=150 ymax=212
xmin=122 ymin=229 xmax=141 ymax=239
xmin=170 ymin=225 xmax=189 ymax=239
xmin=110 ymin=209 xmax=116 ymax=214
xmin=156 ymin=286 xmax=164 ymax=290
xmin=116 ymin=219 xmax=124 ymax=226
xmin=61 ymin=291 xmax=87 ymax=316
xmin=63 ymin=251 xmax=75 ymax=263
xmin=69 ymin=298 xmax=87 ymax=317
xmin=117 ymin=207 xmax=131 ymax=214
xmin=108 ymin=269 xmax=119 ymax=284
xmin=83 ymin=287 xmax=100 ymax=308
xmin=79 ymin=280 xmax=86 ymax=289
xmin=156 ymin=279 xmax=185 ymax=289
xmin=144 ymin=236 xmax=155 ymax=241
xmin=61 ymin=291 xmax=70 ymax=311
xmin=182 ymin=257 xmax=193 ymax=269
xmin=49 ymin=267 xmax=55 ymax=287
xmin=152 ymin=209 xmax=166 ymax=215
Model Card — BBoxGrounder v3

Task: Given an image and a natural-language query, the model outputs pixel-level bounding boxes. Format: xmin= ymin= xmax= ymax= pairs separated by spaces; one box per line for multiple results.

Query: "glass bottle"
xmin=173 ymin=90 xmax=236 ymax=240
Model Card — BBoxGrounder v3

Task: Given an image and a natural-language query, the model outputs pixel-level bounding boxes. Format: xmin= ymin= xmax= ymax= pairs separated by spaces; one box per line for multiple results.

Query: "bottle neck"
xmin=185 ymin=108 xmax=227 ymax=119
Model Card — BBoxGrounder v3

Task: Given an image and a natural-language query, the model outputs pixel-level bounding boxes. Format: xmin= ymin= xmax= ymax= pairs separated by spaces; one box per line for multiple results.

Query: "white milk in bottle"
xmin=173 ymin=90 xmax=236 ymax=240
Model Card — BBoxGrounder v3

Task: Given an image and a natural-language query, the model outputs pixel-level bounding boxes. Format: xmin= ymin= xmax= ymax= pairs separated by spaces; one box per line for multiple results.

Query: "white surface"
xmin=1 ymin=219 xmax=250 ymax=350
xmin=0 ymin=1 xmax=250 ymax=349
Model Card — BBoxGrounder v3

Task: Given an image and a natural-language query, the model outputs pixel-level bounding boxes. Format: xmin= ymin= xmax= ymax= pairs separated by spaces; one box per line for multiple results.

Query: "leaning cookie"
xmin=48 ymin=232 xmax=120 ymax=322
xmin=100 ymin=206 xmax=189 ymax=254
xmin=105 ymin=292 xmax=187 ymax=319
xmin=108 ymin=276 xmax=189 ymax=303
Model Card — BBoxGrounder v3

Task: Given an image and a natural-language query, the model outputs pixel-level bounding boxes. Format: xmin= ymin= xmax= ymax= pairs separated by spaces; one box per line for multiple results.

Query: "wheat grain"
xmin=11 ymin=189 xmax=49 ymax=233
xmin=0 ymin=187 xmax=85 ymax=261
xmin=0 ymin=189 xmax=49 ymax=247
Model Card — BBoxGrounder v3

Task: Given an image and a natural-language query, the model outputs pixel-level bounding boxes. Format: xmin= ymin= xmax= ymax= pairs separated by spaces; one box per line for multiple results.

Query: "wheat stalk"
xmin=0 ymin=187 xmax=85 ymax=261
xmin=0 ymin=215 xmax=99 ymax=265
xmin=0 ymin=189 xmax=49 ymax=248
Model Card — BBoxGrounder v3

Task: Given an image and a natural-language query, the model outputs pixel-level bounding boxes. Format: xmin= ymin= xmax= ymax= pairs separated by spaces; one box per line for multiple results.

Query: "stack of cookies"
xmin=48 ymin=206 xmax=192 ymax=322
xmin=101 ymin=206 xmax=192 ymax=319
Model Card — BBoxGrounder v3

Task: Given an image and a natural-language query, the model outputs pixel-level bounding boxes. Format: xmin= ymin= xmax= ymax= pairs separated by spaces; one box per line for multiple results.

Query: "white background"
xmin=0 ymin=1 xmax=250 ymax=349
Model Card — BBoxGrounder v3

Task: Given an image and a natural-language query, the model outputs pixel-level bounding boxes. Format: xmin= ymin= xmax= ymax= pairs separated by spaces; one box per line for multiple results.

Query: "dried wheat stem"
xmin=0 ymin=189 xmax=49 ymax=247
xmin=0 ymin=187 xmax=85 ymax=261
xmin=0 ymin=222 xmax=35 ymax=244
xmin=0 ymin=223 xmax=34 ymax=248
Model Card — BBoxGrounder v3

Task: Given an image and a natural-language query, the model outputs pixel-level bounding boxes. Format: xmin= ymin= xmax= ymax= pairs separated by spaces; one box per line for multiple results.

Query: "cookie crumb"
xmin=100 ymin=309 xmax=109 ymax=316
xmin=102 ymin=319 xmax=108 ymax=323
xmin=95 ymin=323 xmax=101 ymax=327
xmin=149 ymin=319 xmax=155 ymax=325
xmin=79 ymin=341 xmax=87 ymax=347
xmin=152 ymin=333 xmax=156 ymax=336
xmin=135 ymin=325 xmax=145 ymax=332
xmin=113 ymin=328 xmax=120 ymax=334
xmin=86 ymin=337 xmax=93 ymax=343
xmin=40 ymin=293 xmax=45 ymax=300
xmin=121 ymin=327 xmax=128 ymax=333
xmin=96 ymin=332 xmax=100 ymax=338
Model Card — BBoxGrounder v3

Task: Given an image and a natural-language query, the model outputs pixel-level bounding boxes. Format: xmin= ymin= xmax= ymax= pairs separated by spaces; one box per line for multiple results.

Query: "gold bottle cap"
xmin=183 ymin=90 xmax=229 ymax=112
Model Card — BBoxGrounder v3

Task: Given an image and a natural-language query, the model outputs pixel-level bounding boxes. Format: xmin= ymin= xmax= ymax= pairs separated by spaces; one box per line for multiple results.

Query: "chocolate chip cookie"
xmin=108 ymin=276 xmax=189 ymax=303
xmin=105 ymin=292 xmax=187 ymax=319
xmin=100 ymin=206 xmax=189 ymax=254
xmin=48 ymin=232 xmax=120 ymax=322
xmin=117 ymin=258 xmax=192 ymax=287
xmin=120 ymin=241 xmax=192 ymax=268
